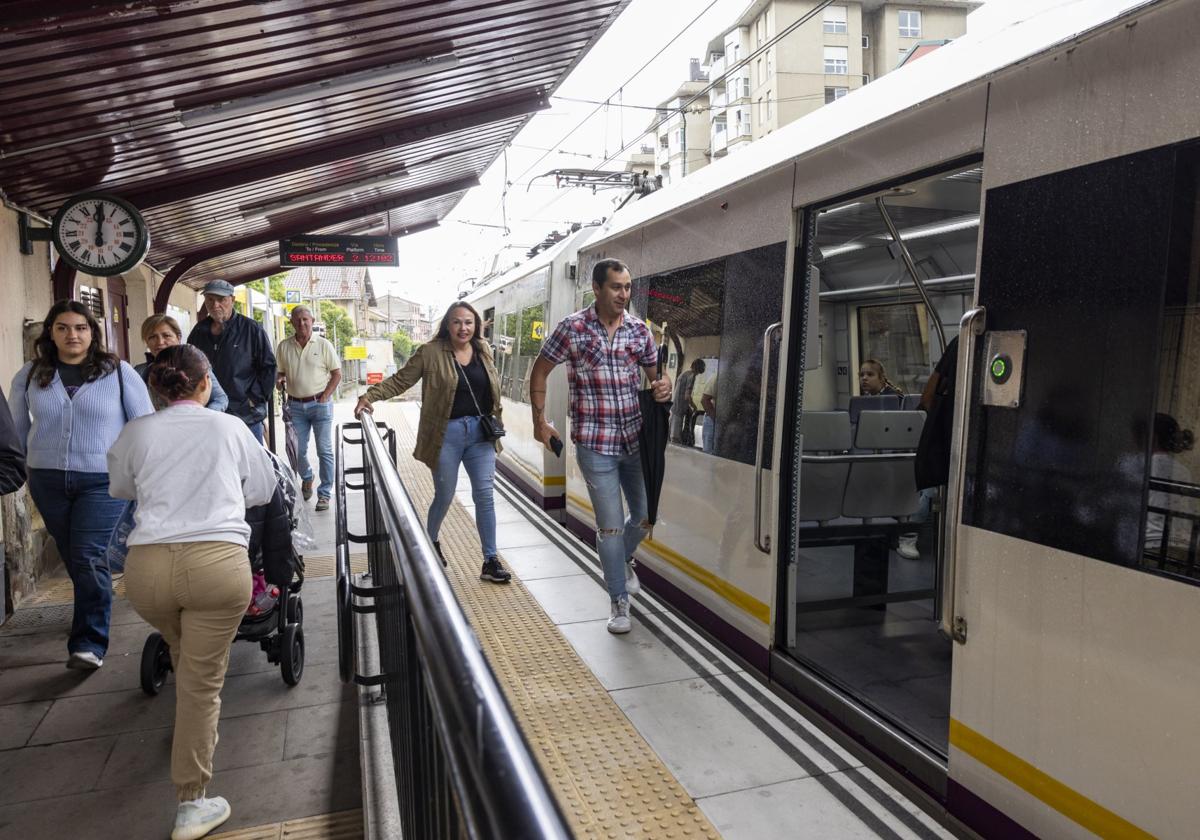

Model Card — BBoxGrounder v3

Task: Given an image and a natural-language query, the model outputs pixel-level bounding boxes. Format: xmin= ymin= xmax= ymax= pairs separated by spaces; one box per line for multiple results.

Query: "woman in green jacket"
xmin=355 ymin=302 xmax=510 ymax=583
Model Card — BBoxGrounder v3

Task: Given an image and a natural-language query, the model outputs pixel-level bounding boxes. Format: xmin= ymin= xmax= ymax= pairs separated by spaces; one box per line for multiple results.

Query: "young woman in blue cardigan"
xmin=9 ymin=300 xmax=154 ymax=670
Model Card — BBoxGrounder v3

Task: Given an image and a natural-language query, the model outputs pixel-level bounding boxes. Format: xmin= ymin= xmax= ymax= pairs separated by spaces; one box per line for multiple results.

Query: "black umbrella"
xmin=637 ymin=332 xmax=670 ymax=530
xmin=280 ymin=395 xmax=301 ymax=473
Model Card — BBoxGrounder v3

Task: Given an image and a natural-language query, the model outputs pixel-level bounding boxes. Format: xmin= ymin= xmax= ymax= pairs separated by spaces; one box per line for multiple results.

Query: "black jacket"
xmin=187 ymin=311 xmax=277 ymax=426
xmin=0 ymin=386 xmax=26 ymax=494
xmin=247 ymin=485 xmax=299 ymax=587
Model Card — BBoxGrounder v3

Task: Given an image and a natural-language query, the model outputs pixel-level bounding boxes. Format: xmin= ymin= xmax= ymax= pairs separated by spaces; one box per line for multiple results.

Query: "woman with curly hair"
xmin=8 ymin=300 xmax=154 ymax=670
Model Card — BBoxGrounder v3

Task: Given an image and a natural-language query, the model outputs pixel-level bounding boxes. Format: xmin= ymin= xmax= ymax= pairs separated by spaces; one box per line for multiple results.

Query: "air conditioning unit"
xmin=862 ymin=35 xmax=870 ymax=49
xmin=862 ymin=74 xmax=872 ymax=85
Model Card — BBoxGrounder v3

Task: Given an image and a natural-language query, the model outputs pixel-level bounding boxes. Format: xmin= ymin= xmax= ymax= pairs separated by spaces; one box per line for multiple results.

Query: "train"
xmin=466 ymin=1 xmax=1200 ymax=836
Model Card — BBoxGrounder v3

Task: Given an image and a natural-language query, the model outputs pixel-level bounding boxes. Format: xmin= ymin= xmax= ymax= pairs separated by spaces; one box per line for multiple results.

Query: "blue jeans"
xmin=428 ymin=417 xmax=497 ymax=559
xmin=290 ymin=399 xmax=334 ymax=499
xmin=248 ymin=421 xmax=264 ymax=443
xmin=27 ymin=470 xmax=124 ymax=657
xmin=575 ymin=444 xmax=649 ymax=601
xmin=702 ymin=415 xmax=716 ymax=454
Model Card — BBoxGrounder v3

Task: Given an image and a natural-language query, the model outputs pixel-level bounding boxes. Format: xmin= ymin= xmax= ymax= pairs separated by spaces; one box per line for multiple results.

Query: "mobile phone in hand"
xmin=550 ymin=436 xmax=564 ymax=458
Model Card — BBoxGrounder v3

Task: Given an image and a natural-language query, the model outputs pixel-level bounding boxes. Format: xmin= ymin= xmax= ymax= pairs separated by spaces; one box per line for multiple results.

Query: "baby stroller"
xmin=140 ymin=451 xmax=309 ymax=693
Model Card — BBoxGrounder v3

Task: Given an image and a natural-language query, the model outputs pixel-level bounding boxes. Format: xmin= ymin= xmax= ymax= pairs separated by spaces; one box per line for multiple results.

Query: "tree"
xmin=318 ymin=300 xmax=358 ymax=354
xmin=245 ymin=273 xmax=294 ymax=337
xmin=390 ymin=329 xmax=414 ymax=365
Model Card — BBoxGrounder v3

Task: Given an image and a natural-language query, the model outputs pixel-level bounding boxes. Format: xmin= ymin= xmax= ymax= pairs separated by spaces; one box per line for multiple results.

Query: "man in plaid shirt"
xmin=530 ymin=259 xmax=672 ymax=634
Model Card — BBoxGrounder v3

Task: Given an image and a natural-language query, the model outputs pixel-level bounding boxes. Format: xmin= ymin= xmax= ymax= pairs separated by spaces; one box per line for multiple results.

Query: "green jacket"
xmin=364 ymin=339 xmax=503 ymax=469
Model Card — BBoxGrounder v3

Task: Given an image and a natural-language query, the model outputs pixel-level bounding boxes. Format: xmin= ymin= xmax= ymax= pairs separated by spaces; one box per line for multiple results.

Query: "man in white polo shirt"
xmin=276 ymin=306 xmax=341 ymax=511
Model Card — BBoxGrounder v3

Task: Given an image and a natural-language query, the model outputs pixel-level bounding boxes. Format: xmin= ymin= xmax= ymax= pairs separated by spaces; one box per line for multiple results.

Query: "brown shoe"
xmin=315 ymin=497 xmax=329 ymax=512
xmin=301 ymin=479 xmax=313 ymax=500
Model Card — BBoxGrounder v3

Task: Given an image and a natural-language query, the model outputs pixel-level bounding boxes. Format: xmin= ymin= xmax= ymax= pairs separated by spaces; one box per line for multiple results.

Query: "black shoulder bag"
xmin=453 ymin=356 xmax=505 ymax=441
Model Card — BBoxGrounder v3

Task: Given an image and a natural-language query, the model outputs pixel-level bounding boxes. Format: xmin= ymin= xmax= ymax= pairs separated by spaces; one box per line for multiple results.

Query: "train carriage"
xmin=472 ymin=1 xmax=1200 ymax=835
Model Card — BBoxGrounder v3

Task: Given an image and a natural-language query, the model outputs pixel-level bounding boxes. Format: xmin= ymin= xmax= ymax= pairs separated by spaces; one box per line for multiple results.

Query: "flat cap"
xmin=201 ymin=280 xmax=236 ymax=297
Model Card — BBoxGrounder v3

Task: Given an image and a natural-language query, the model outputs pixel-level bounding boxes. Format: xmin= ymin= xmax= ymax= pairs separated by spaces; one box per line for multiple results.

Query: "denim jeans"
xmin=248 ymin=421 xmax=264 ymax=443
xmin=575 ymin=444 xmax=649 ymax=601
xmin=290 ymin=399 xmax=334 ymax=499
xmin=702 ymin=415 xmax=716 ymax=454
xmin=27 ymin=469 xmax=124 ymax=657
xmin=428 ymin=416 xmax=497 ymax=559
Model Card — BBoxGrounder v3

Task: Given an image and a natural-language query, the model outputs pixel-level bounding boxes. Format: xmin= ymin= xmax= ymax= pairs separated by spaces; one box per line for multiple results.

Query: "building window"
xmin=660 ymin=135 xmax=669 ymax=150
xmin=899 ymin=10 xmax=922 ymax=38
xmin=823 ymin=46 xmax=849 ymax=75
xmin=824 ymin=86 xmax=849 ymax=104
xmin=757 ymin=57 xmax=763 ymax=86
xmin=766 ymin=90 xmax=773 ymax=120
xmin=823 ymin=5 xmax=848 ymax=34
xmin=766 ymin=50 xmax=773 ymax=78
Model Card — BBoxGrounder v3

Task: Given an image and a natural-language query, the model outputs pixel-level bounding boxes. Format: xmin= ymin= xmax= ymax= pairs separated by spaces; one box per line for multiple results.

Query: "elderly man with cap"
xmin=275 ymin=305 xmax=341 ymax=511
xmin=187 ymin=280 xmax=277 ymax=442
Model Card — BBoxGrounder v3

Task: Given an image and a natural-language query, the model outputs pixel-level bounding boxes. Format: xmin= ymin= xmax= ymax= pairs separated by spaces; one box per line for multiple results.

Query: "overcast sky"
xmin=370 ymin=0 xmax=1061 ymax=313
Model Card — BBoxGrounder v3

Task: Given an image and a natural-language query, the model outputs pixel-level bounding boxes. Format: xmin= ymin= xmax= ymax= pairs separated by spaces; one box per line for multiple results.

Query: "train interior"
xmin=784 ymin=164 xmax=982 ymax=756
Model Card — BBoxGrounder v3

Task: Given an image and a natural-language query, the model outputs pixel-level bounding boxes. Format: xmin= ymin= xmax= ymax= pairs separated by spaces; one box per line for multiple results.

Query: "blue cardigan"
xmin=9 ymin=361 xmax=155 ymax=473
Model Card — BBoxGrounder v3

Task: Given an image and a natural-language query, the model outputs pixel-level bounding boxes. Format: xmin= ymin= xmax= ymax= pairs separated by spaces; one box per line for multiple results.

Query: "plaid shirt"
xmin=539 ymin=306 xmax=658 ymax=455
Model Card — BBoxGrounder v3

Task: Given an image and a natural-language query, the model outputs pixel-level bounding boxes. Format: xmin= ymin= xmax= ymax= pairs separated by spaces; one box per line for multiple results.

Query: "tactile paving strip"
xmin=381 ymin=405 xmax=719 ymax=838
xmin=209 ymin=809 xmax=362 ymax=840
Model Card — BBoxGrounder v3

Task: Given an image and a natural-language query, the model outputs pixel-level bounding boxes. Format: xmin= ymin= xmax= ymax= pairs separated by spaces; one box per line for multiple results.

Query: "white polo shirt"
xmin=276 ymin=335 xmax=339 ymax=398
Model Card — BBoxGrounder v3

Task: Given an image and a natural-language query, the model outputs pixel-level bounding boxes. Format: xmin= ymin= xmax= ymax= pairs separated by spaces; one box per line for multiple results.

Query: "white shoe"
xmin=625 ymin=559 xmax=641 ymax=597
xmin=607 ymin=595 xmax=631 ymax=635
xmin=896 ymin=533 xmax=920 ymax=560
xmin=172 ymin=796 xmax=231 ymax=840
xmin=66 ymin=651 xmax=103 ymax=670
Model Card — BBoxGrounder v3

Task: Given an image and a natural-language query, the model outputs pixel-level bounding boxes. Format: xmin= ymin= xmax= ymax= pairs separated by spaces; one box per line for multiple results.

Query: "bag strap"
xmin=452 ymin=355 xmax=488 ymax=418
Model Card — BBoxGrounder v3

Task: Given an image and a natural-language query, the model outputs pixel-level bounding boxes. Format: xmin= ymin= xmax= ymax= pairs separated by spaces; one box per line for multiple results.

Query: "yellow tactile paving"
xmin=210 ymin=809 xmax=362 ymax=840
xmin=381 ymin=405 xmax=719 ymax=839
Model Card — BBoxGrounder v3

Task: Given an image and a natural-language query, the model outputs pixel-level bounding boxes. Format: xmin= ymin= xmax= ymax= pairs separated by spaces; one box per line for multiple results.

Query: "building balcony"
xmin=709 ymin=54 xmax=725 ymax=79
xmin=725 ymin=74 xmax=751 ymax=102
xmin=712 ymin=127 xmax=728 ymax=154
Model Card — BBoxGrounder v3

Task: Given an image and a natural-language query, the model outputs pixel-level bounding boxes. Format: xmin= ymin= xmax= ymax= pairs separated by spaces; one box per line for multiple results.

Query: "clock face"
xmin=51 ymin=193 xmax=150 ymax=276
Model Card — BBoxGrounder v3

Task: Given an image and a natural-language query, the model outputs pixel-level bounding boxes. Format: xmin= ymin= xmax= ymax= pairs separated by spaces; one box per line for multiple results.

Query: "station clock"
xmin=51 ymin=193 xmax=150 ymax=276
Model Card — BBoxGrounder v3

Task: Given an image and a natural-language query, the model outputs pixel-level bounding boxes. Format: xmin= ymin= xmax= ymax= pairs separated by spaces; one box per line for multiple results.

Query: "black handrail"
xmin=336 ymin=418 xmax=572 ymax=839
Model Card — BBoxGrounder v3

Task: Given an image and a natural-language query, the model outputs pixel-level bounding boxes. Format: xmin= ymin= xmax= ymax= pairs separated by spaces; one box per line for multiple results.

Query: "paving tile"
xmin=611 ymin=678 xmax=815 ymax=799
xmin=217 ymin=661 xmax=354 ymax=719
xmin=28 ymin=686 xmax=177 ymax=744
xmin=521 ymin=575 xmax=614 ymax=625
xmin=0 ymin=735 xmax=115 ymax=806
xmin=0 ymin=700 xmax=52 ymax=749
xmin=500 ymin=543 xmax=586 ymax=581
xmin=97 ymin=710 xmax=288 ymax=790
xmin=282 ymin=701 xmax=358 ymax=761
xmin=0 ymin=657 xmax=142 ymax=704
xmin=495 ymin=520 xmax=552 ymax=550
xmin=558 ymin=618 xmax=726 ymax=691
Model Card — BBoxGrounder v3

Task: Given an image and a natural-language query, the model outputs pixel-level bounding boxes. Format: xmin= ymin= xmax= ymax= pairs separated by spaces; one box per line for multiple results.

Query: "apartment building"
xmin=647 ymin=60 xmax=711 ymax=185
xmin=702 ymin=1 xmax=976 ymax=158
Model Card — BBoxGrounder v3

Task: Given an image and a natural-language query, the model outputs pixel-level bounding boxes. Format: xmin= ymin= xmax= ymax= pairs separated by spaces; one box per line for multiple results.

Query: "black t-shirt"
xmin=450 ymin=353 xmax=493 ymax=419
xmin=57 ymin=363 xmax=86 ymax=398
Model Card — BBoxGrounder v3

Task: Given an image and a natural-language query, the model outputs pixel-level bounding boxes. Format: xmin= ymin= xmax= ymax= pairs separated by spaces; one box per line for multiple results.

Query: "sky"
xmin=367 ymin=0 xmax=1055 ymax=313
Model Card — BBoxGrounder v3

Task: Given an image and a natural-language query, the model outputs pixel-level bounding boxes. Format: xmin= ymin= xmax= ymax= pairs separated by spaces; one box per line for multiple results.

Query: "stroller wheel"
xmin=287 ymin=593 xmax=303 ymax=626
xmin=281 ymin=624 xmax=304 ymax=687
xmin=140 ymin=632 xmax=172 ymax=696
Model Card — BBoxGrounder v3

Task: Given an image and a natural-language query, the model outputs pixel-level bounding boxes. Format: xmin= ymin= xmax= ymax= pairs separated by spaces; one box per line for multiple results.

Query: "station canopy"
xmin=0 ymin=0 xmax=629 ymax=305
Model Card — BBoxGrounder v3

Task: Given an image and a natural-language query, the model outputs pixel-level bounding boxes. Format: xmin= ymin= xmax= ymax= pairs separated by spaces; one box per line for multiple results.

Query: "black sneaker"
xmin=432 ymin=541 xmax=446 ymax=566
xmin=480 ymin=557 xmax=511 ymax=583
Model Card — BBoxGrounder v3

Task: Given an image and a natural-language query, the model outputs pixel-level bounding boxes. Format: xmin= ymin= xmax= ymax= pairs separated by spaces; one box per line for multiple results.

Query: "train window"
xmin=640 ymin=242 xmax=786 ymax=466
xmin=856 ymin=303 xmax=930 ymax=395
xmin=514 ymin=303 xmax=545 ymax=402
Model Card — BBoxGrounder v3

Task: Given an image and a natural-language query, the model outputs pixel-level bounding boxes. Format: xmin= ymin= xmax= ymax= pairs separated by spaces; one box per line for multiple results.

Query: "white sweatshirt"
xmin=107 ymin=403 xmax=278 ymax=547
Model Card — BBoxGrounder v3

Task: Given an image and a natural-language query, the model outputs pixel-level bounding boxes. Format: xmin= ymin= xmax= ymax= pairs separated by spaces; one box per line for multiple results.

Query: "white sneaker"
xmin=896 ymin=533 xmax=920 ymax=560
xmin=66 ymin=651 xmax=103 ymax=670
xmin=172 ymin=796 xmax=231 ymax=840
xmin=607 ymin=595 xmax=631 ymax=635
xmin=625 ymin=559 xmax=641 ymax=597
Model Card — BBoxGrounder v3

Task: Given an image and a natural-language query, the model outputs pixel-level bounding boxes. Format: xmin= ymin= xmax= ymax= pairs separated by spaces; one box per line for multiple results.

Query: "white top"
xmin=276 ymin=334 xmax=339 ymax=398
xmin=107 ymin=403 xmax=278 ymax=547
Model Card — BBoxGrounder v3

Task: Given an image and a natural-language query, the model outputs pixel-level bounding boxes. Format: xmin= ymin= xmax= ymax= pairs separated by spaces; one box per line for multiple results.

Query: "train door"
xmin=774 ymin=162 xmax=983 ymax=789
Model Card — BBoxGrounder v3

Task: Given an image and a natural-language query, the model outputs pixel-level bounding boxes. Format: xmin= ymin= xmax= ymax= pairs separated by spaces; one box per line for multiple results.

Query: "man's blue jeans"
xmin=27 ymin=469 xmax=124 ymax=658
xmin=248 ymin=421 xmax=264 ymax=444
xmin=702 ymin=415 xmax=716 ymax=454
xmin=428 ymin=417 xmax=497 ymax=559
xmin=290 ymin=399 xmax=335 ymax=500
xmin=575 ymin=444 xmax=649 ymax=601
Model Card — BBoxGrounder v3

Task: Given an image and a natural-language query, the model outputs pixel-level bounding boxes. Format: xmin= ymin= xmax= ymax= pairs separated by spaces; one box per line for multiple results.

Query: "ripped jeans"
xmin=575 ymin=444 xmax=649 ymax=601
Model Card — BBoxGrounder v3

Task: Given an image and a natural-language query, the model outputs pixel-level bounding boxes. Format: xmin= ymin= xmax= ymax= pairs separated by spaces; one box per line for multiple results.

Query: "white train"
xmin=468 ymin=1 xmax=1200 ymax=835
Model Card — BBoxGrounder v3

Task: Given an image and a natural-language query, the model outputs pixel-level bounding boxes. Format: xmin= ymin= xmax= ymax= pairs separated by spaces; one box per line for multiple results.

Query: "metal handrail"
xmin=356 ymin=417 xmax=572 ymax=839
xmin=754 ymin=321 xmax=782 ymax=553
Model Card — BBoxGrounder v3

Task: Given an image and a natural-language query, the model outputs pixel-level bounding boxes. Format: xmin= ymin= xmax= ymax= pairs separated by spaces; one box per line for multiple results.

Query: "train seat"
xmin=901 ymin=394 xmax=923 ymax=411
xmin=798 ymin=411 xmax=852 ymax=524
xmin=843 ymin=411 xmax=924 ymax=519
xmin=848 ymin=394 xmax=901 ymax=425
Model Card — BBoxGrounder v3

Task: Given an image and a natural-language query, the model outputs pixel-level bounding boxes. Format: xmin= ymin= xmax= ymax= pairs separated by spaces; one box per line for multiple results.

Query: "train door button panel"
xmin=981 ymin=330 xmax=1026 ymax=408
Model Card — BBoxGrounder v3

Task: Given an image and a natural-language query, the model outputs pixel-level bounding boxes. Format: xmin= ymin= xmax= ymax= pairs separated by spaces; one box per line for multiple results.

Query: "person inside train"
xmin=108 ymin=344 xmax=278 ymax=840
xmin=137 ymin=313 xmax=228 ymax=412
xmin=7 ymin=300 xmax=155 ymax=671
xmin=700 ymin=367 xmax=718 ymax=454
xmin=1145 ymin=412 xmax=1197 ymax=562
xmin=671 ymin=358 xmax=704 ymax=445
xmin=354 ymin=301 xmax=512 ymax=584
xmin=529 ymin=258 xmax=672 ymax=635
xmin=859 ymin=359 xmax=904 ymax=396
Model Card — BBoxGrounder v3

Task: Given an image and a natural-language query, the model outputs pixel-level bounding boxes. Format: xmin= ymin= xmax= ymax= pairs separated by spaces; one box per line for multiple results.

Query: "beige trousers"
xmin=125 ymin=541 xmax=251 ymax=801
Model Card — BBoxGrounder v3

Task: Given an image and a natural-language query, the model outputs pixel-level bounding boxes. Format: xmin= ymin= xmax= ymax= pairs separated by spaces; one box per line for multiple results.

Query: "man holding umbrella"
xmin=530 ymin=259 xmax=671 ymax=635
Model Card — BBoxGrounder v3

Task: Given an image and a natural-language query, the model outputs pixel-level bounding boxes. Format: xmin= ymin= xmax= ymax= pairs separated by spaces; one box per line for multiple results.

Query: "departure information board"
xmin=279 ymin=235 xmax=397 ymax=267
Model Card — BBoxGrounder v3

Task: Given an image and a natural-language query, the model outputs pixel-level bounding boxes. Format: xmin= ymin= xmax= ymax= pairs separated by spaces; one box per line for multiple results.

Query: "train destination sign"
xmin=278 ymin=235 xmax=397 ymax=268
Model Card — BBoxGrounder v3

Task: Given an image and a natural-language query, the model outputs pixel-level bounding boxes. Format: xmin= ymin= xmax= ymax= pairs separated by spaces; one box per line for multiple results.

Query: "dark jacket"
xmin=0 ymin=385 xmax=26 ymax=494
xmin=247 ymin=450 xmax=302 ymax=587
xmin=187 ymin=312 xmax=276 ymax=426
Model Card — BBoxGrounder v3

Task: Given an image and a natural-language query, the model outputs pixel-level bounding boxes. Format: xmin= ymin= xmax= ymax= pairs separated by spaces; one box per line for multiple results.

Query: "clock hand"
xmin=93 ymin=203 xmax=105 ymax=247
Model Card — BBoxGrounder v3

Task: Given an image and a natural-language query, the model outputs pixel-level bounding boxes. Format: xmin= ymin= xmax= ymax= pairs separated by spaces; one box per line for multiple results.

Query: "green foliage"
xmin=390 ymin=329 xmax=414 ymax=364
xmin=518 ymin=303 xmax=545 ymax=357
xmin=318 ymin=300 xmax=358 ymax=354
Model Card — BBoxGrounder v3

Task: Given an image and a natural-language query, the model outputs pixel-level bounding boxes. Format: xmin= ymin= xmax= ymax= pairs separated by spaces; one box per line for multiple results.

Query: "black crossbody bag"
xmin=453 ymin=356 xmax=505 ymax=441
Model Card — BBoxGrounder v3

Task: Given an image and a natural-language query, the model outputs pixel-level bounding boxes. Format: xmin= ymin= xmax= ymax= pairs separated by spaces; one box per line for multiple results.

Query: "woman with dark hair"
xmin=8 ymin=299 xmax=154 ymax=670
xmin=108 ymin=344 xmax=277 ymax=840
xmin=354 ymin=301 xmax=511 ymax=583
xmin=136 ymin=313 xmax=228 ymax=411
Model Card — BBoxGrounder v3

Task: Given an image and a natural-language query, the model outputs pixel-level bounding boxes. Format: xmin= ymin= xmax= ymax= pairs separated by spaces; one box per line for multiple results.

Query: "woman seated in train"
xmin=858 ymin=359 xmax=904 ymax=397
xmin=354 ymin=301 xmax=512 ymax=585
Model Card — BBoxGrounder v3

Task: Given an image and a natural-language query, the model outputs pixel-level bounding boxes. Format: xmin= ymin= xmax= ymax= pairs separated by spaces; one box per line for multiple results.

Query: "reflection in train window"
xmin=1144 ymin=146 xmax=1200 ymax=584
xmin=636 ymin=243 xmax=785 ymax=466
xmin=515 ymin=303 xmax=545 ymax=401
